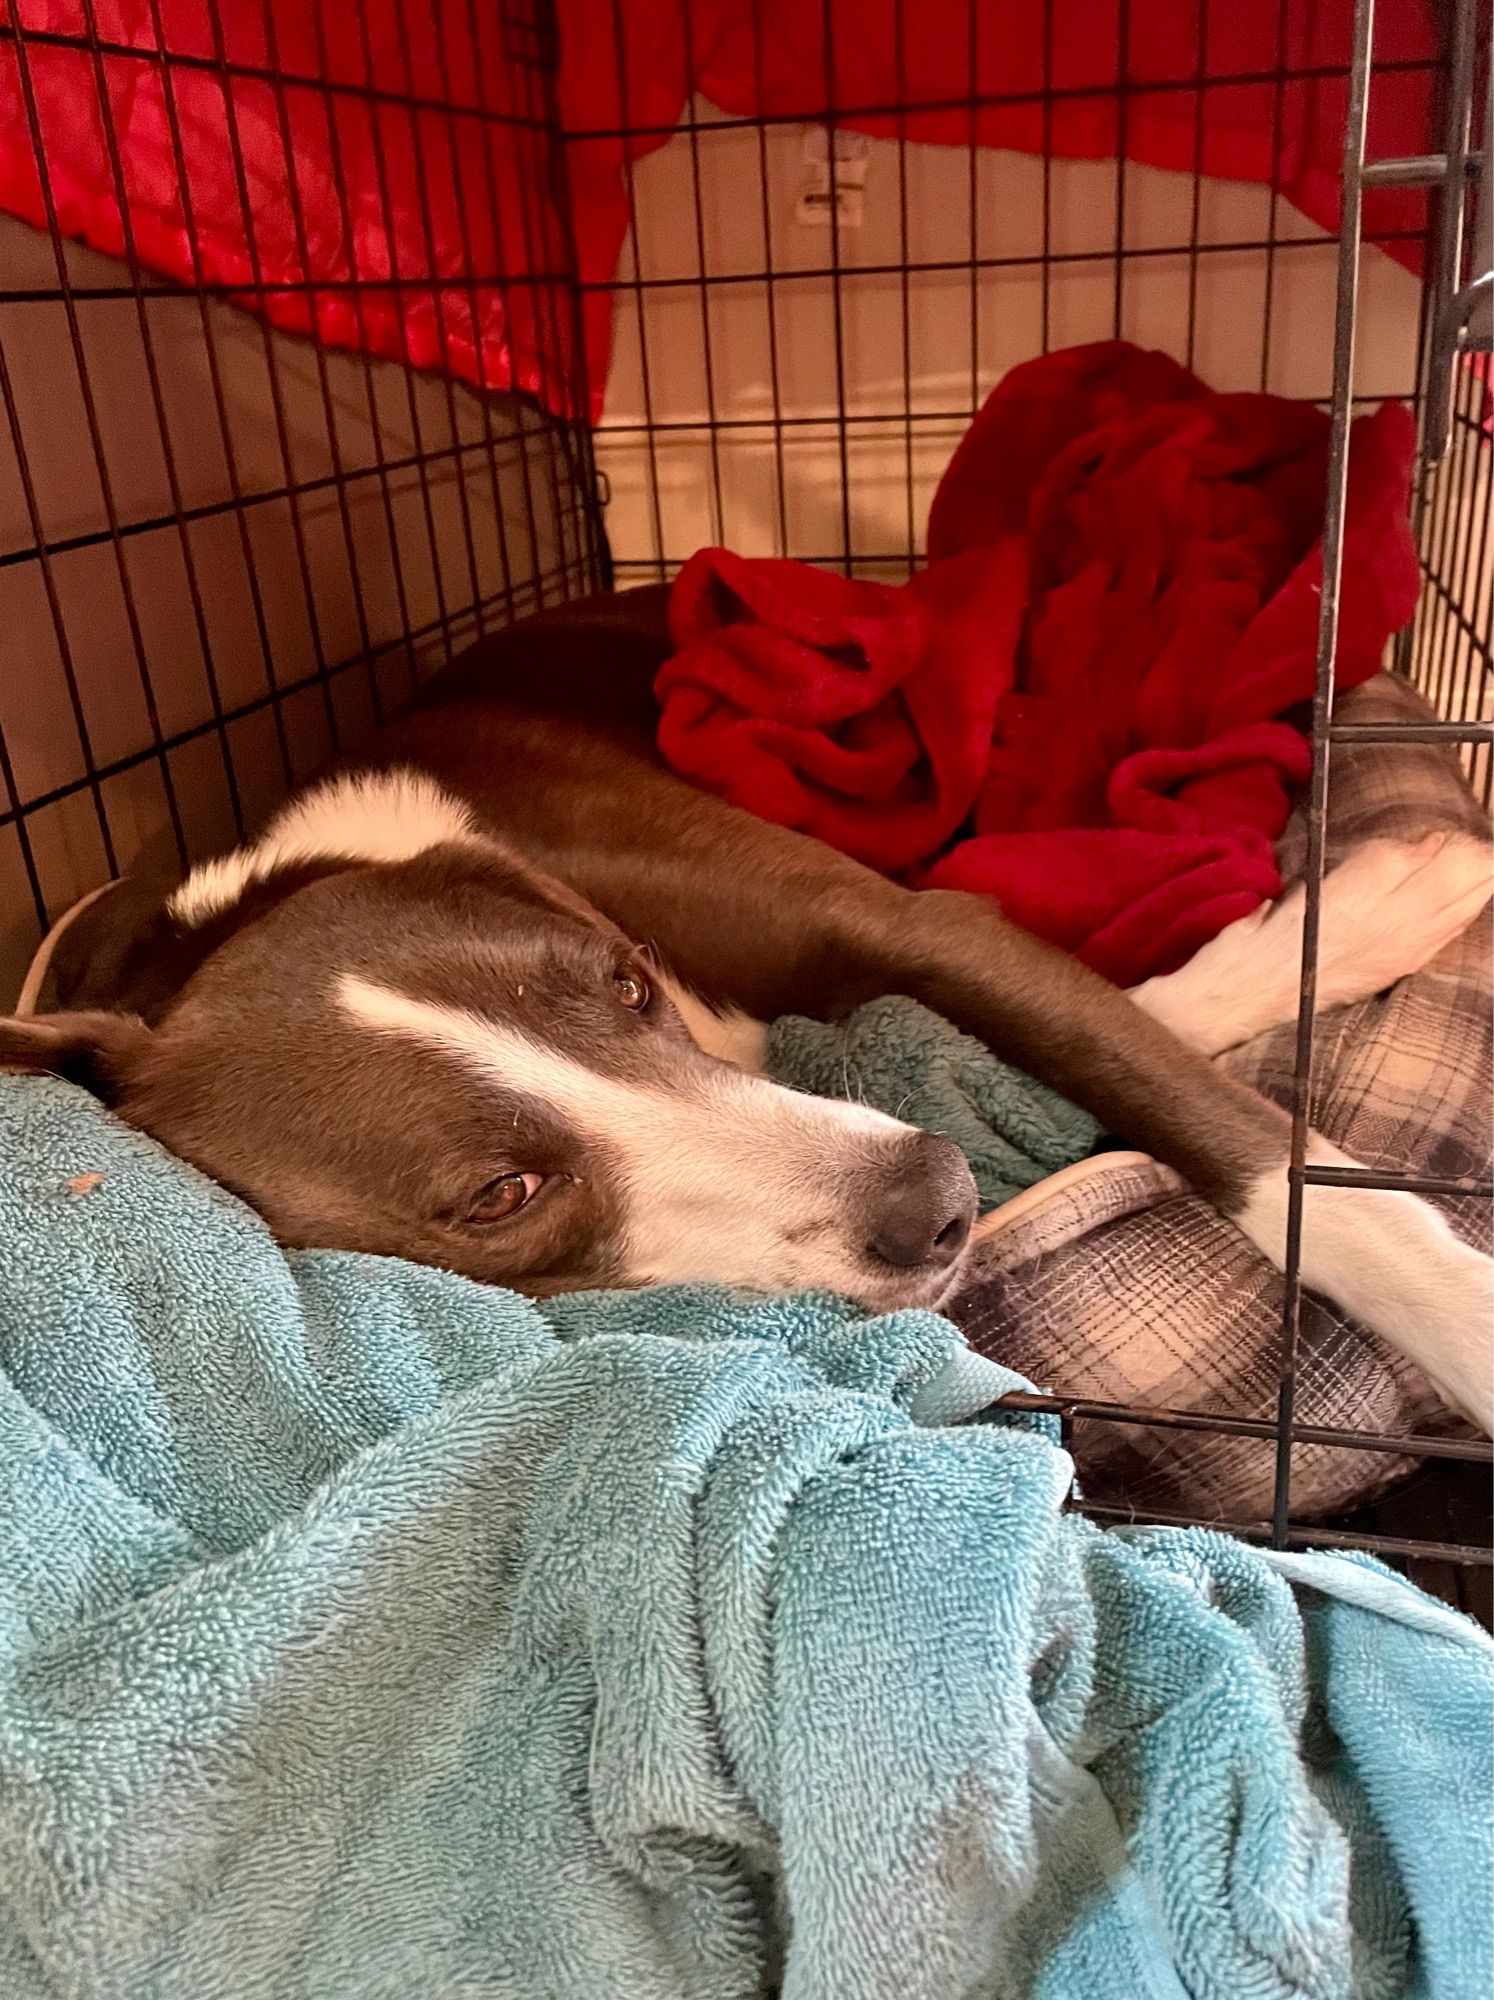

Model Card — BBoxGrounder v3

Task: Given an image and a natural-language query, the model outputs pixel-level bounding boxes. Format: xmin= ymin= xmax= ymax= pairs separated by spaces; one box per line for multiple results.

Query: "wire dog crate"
xmin=1 ymin=2 xmax=1490 ymax=1601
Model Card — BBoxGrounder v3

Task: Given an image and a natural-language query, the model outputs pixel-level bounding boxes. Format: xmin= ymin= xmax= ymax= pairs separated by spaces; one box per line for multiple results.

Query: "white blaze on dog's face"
xmin=3 ymin=795 xmax=976 ymax=1309
xmin=335 ymin=971 xmax=974 ymax=1304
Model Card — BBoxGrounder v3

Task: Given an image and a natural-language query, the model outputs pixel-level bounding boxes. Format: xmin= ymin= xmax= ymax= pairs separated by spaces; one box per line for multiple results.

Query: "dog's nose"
xmin=866 ymin=1133 xmax=978 ymax=1271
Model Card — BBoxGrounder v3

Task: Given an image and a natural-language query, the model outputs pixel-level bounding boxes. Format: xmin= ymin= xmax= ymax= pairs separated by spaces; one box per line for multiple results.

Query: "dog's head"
xmin=2 ymin=773 xmax=976 ymax=1309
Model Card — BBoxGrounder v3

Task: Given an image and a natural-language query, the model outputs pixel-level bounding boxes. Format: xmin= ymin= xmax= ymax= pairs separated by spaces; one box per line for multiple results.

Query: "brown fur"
xmin=368 ymin=588 xmax=1288 ymax=1208
xmin=37 ymin=582 xmax=1288 ymax=1214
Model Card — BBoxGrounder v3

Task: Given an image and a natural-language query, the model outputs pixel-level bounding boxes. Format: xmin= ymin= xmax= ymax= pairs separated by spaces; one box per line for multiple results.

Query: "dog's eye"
xmin=467 ymin=1171 xmax=545 ymax=1224
xmin=613 ymin=967 xmax=650 ymax=1011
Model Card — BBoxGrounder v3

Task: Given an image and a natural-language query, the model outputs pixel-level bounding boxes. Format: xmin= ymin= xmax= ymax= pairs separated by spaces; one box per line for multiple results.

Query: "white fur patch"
xmin=337 ymin=972 xmax=933 ymax=1301
xmin=1237 ymin=1136 xmax=1493 ymax=1433
xmin=1131 ymin=834 xmax=1492 ymax=1057
xmin=169 ymin=770 xmax=485 ymax=928
xmin=652 ymin=969 xmax=770 ymax=1071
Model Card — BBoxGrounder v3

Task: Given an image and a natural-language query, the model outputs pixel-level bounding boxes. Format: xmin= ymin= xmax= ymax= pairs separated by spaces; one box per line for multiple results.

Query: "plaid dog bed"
xmin=951 ymin=673 xmax=1491 ymax=1524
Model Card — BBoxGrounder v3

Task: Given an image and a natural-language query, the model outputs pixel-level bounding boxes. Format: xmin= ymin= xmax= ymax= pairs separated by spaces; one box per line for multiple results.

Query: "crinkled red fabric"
xmin=670 ymin=1 xmax=1438 ymax=273
xmin=0 ymin=0 xmax=600 ymax=418
xmin=660 ymin=542 xmax=1028 ymax=872
xmin=1 ymin=3 xmax=1436 ymax=422
xmin=659 ymin=343 xmax=1421 ymax=987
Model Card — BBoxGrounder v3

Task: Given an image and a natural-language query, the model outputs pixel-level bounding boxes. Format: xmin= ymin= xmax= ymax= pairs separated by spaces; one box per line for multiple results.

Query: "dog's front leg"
xmin=822 ymin=880 xmax=1492 ymax=1432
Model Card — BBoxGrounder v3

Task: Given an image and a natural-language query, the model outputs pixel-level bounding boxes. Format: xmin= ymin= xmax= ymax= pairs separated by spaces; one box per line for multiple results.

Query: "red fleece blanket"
xmin=1 ymin=2 xmax=1437 ymax=421
xmin=658 ymin=343 xmax=1421 ymax=987
xmin=658 ymin=543 xmax=1028 ymax=874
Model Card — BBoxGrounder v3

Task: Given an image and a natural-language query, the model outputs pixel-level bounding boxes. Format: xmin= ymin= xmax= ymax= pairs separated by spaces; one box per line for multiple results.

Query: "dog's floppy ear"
xmin=0 ymin=1011 xmax=152 ymax=1105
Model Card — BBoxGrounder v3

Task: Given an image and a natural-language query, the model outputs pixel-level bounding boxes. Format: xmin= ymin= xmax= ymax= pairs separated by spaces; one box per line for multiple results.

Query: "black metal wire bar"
xmin=554 ymin=59 xmax=1446 ymax=147
xmin=819 ymin=0 xmax=854 ymax=576
xmin=0 ymin=561 xmax=591 ymax=837
xmin=1258 ymin=0 xmax=1295 ymax=391
xmin=990 ymin=1390 xmax=1493 ymax=1462
xmin=6 ymin=23 xmax=191 ymax=865
xmin=1418 ymin=559 xmax=1492 ymax=663
xmin=966 ymin=0 xmax=981 ymax=410
xmin=1426 ymin=290 xmax=1484 ymax=723
xmin=0 ymin=716 xmax=49 ymax=932
xmin=1420 ymin=0 xmax=1480 ymax=467
xmin=589 ymin=380 xmax=1422 ymax=440
xmin=1182 ymin=13 xmax=1207 ymax=371
xmin=677 ymin=0 xmax=728 ymax=550
xmin=1111 ymin=0 xmax=1130 ymax=342
xmin=0 ymin=272 xmax=579 ymax=305
xmin=253 ymin=0 xmax=383 ymax=725
xmin=1446 ymin=351 xmax=1494 ymax=730
xmin=0 ymin=20 xmax=554 ymax=130
xmin=198 ymin=0 xmax=345 ymax=754
xmin=1426 ymin=365 xmax=1472 ymax=718
xmin=494 ymin=13 xmax=587 ymax=590
xmin=344 ymin=0 xmax=459 ymax=662
xmin=72 ymin=0 xmax=245 ymax=837
xmin=1079 ymin=1502 xmax=1493 ymax=1569
xmin=604 ymin=0 xmax=667 ymax=582
xmin=1327 ymin=719 xmax=1492 ymax=743
xmin=1271 ymin=0 xmax=1378 ymax=1550
xmin=0 ymin=432 xmax=536 ymax=576
xmin=748 ymin=0 xmax=792 ymax=560
xmin=1 ymin=391 xmax=1425 ymax=544
xmin=0 ymin=336 xmax=121 ymax=880
xmin=461 ymin=0 xmax=554 ymax=604
xmin=1410 ymin=413 xmax=1451 ymax=694
xmin=381 ymin=0 xmax=490 ymax=635
xmin=573 ymin=227 xmax=1431 ymax=294
xmin=205 ymin=0 xmax=356 ymax=752
xmin=1039 ymin=0 xmax=1054 ymax=353
xmin=1361 ymin=152 xmax=1483 ymax=186
xmin=1393 ymin=64 xmax=1447 ymax=683
xmin=1301 ymin=1163 xmax=1492 ymax=1198
xmin=133 ymin=0 xmax=294 ymax=788
xmin=894 ymin=0 xmax=916 ymax=564
xmin=300 ymin=2 xmax=419 ymax=726
xmin=526 ymin=0 xmax=610 ymax=592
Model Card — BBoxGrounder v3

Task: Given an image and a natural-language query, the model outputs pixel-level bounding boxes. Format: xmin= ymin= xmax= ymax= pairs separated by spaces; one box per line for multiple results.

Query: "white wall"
xmin=594 ymin=108 xmax=1427 ymax=578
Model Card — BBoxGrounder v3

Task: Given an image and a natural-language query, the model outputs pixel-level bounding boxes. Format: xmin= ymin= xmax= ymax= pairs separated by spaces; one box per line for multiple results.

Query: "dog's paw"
xmin=1410 ymin=1234 xmax=1494 ymax=1436
xmin=1136 ymin=831 xmax=1494 ymax=1056
xmin=1309 ymin=832 xmax=1491 ymax=1010
xmin=1241 ymin=1141 xmax=1494 ymax=1435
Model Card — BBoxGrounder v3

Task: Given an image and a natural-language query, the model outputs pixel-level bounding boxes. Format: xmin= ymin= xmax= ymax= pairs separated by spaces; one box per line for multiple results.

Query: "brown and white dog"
xmin=4 ymin=588 xmax=1492 ymax=1429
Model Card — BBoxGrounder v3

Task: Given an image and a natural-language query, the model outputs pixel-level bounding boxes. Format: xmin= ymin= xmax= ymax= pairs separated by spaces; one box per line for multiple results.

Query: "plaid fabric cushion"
xmin=951 ymin=673 xmax=1491 ymax=1524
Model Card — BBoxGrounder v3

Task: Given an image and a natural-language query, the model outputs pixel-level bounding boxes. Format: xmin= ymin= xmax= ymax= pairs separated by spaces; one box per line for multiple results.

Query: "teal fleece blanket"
xmin=767 ymin=994 xmax=1099 ymax=1210
xmin=1 ymin=1074 xmax=1490 ymax=2000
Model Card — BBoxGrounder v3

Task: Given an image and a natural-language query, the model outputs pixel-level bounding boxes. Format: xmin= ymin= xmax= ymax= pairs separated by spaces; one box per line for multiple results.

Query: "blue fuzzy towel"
xmin=1 ymin=1075 xmax=1489 ymax=1999
xmin=767 ymin=994 xmax=1100 ymax=1210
